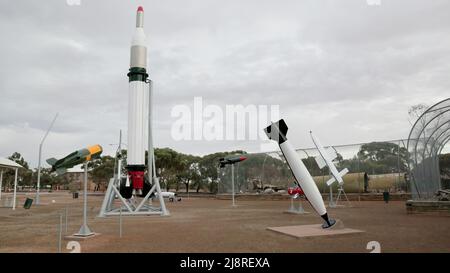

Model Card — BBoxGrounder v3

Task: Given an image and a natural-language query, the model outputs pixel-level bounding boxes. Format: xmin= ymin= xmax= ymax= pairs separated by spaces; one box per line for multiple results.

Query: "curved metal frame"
xmin=407 ymin=98 xmax=450 ymax=199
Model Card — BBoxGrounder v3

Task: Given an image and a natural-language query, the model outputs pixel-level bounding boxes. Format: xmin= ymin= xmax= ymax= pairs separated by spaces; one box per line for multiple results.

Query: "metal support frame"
xmin=231 ymin=164 xmax=236 ymax=207
xmin=12 ymin=168 xmax=18 ymax=210
xmin=0 ymin=169 xmax=3 ymax=201
xmin=73 ymin=161 xmax=94 ymax=237
xmin=407 ymin=98 xmax=450 ymax=199
xmin=36 ymin=113 xmax=58 ymax=205
xmin=286 ymin=196 xmax=308 ymax=214
xmin=98 ymin=80 xmax=168 ymax=217
xmin=335 ymin=185 xmax=351 ymax=206
xmin=328 ymin=184 xmax=336 ymax=208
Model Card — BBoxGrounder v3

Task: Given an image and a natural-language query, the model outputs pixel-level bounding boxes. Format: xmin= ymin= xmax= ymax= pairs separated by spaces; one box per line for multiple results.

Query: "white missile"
xmin=264 ymin=119 xmax=336 ymax=228
xmin=126 ymin=6 xmax=148 ymax=195
xmin=309 ymin=131 xmax=349 ymax=186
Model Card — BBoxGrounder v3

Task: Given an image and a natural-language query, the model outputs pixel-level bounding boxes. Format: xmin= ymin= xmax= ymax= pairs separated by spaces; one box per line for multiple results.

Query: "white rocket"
xmin=127 ymin=6 xmax=148 ymax=195
xmin=264 ymin=119 xmax=336 ymax=228
xmin=310 ymin=131 xmax=349 ymax=186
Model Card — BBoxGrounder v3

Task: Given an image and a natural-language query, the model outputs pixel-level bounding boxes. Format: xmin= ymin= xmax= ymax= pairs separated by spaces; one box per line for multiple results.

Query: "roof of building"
xmin=0 ymin=158 xmax=24 ymax=169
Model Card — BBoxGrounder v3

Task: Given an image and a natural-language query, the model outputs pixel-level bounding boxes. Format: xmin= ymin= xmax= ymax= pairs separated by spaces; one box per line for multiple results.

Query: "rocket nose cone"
xmin=136 ymin=6 xmax=144 ymax=28
xmin=136 ymin=6 xmax=144 ymax=27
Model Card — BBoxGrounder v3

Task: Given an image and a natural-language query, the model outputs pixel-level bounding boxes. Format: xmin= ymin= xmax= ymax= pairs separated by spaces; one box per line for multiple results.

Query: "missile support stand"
xmin=98 ymin=80 xmax=168 ymax=217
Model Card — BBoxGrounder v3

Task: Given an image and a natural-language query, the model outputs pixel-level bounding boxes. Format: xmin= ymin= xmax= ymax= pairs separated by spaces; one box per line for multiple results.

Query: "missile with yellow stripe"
xmin=46 ymin=145 xmax=103 ymax=175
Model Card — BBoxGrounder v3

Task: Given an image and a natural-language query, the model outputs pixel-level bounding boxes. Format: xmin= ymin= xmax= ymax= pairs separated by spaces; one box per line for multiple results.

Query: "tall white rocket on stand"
xmin=127 ymin=6 xmax=148 ymax=196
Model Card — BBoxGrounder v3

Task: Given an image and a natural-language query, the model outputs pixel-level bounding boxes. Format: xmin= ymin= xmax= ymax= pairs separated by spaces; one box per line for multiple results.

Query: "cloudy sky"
xmin=0 ymin=0 xmax=449 ymax=168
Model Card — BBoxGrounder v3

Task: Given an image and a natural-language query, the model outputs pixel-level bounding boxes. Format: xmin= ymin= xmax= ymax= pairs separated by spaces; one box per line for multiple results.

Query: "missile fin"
xmin=339 ymin=168 xmax=349 ymax=177
xmin=314 ymin=155 xmax=326 ymax=169
xmin=326 ymin=176 xmax=336 ymax=186
xmin=56 ymin=168 xmax=67 ymax=176
xmin=46 ymin=158 xmax=58 ymax=166
xmin=264 ymin=119 xmax=288 ymax=144
xmin=325 ymin=147 xmax=338 ymax=161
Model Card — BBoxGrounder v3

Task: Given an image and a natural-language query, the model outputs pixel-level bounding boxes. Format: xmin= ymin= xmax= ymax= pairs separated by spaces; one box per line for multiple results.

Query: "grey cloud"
xmin=0 ymin=0 xmax=449 ymax=166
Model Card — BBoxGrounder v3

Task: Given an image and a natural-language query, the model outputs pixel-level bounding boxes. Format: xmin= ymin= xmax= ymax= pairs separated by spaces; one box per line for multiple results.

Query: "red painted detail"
xmin=137 ymin=6 xmax=144 ymax=12
xmin=129 ymin=170 xmax=144 ymax=189
xmin=287 ymin=186 xmax=304 ymax=196
xmin=239 ymin=156 xmax=247 ymax=161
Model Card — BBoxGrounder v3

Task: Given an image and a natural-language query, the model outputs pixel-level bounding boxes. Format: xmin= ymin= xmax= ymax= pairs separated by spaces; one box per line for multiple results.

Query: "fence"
xmin=218 ymin=139 xmax=410 ymax=195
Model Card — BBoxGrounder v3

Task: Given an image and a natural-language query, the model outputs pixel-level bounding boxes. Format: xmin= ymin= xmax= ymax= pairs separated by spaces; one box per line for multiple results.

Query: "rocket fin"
xmin=339 ymin=168 xmax=349 ymax=178
xmin=264 ymin=119 xmax=288 ymax=144
xmin=326 ymin=177 xmax=336 ymax=186
xmin=326 ymin=168 xmax=349 ymax=186
xmin=325 ymin=147 xmax=337 ymax=161
xmin=56 ymin=168 xmax=67 ymax=176
xmin=46 ymin=158 xmax=58 ymax=166
xmin=314 ymin=155 xmax=326 ymax=169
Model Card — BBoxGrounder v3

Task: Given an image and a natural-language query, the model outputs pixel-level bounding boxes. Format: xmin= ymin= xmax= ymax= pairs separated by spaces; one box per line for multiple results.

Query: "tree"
xmin=154 ymin=148 xmax=185 ymax=191
xmin=3 ymin=152 xmax=33 ymax=190
xmin=440 ymin=153 xmax=450 ymax=189
xmin=90 ymin=155 xmax=115 ymax=191
xmin=176 ymin=154 xmax=201 ymax=193
xmin=340 ymin=142 xmax=409 ymax=174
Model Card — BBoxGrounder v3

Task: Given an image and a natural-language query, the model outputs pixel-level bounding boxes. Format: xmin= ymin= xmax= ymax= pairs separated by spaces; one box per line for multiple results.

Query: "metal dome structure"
xmin=407 ymin=98 xmax=450 ymax=199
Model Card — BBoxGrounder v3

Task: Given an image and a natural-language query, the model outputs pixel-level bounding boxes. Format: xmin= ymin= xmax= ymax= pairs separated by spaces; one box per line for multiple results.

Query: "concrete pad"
xmin=284 ymin=209 xmax=310 ymax=214
xmin=64 ymin=233 xmax=101 ymax=241
xmin=267 ymin=222 xmax=363 ymax=238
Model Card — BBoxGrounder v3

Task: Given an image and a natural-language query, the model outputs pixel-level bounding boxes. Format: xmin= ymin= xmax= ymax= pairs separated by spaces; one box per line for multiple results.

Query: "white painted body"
xmin=127 ymin=81 xmax=148 ymax=165
xmin=127 ymin=8 xmax=148 ymax=167
xmin=280 ymin=140 xmax=326 ymax=216
xmin=310 ymin=132 xmax=348 ymax=186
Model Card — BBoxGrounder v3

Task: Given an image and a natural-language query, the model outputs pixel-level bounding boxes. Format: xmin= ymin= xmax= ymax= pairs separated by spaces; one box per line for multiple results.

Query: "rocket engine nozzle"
xmin=129 ymin=170 xmax=145 ymax=190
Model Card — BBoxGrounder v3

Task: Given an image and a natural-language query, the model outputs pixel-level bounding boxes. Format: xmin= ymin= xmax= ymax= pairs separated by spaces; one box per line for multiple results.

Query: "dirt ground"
xmin=0 ymin=192 xmax=449 ymax=253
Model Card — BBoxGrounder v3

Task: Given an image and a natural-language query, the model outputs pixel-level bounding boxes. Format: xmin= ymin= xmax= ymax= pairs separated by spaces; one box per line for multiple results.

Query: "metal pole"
xmin=119 ymin=206 xmax=122 ymax=238
xmin=148 ymin=80 xmax=169 ymax=216
xmin=148 ymin=80 xmax=153 ymax=185
xmin=0 ymin=169 xmax=3 ymax=200
xmin=12 ymin=168 xmax=18 ymax=210
xmin=75 ymin=162 xmax=93 ymax=236
xmin=357 ymin=157 xmax=361 ymax=202
xmin=118 ymin=130 xmax=122 ymax=186
xmin=231 ymin=164 xmax=235 ymax=207
xmin=65 ymin=207 xmax=68 ymax=234
xmin=329 ymin=185 xmax=334 ymax=207
xmin=36 ymin=113 xmax=58 ymax=205
xmin=58 ymin=213 xmax=62 ymax=253
xmin=83 ymin=162 xmax=87 ymax=227
xmin=397 ymin=141 xmax=401 ymax=191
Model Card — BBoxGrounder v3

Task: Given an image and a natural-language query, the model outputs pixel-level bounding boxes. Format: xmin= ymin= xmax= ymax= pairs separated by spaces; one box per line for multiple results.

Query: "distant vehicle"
xmin=154 ymin=191 xmax=181 ymax=202
xmin=46 ymin=145 xmax=103 ymax=175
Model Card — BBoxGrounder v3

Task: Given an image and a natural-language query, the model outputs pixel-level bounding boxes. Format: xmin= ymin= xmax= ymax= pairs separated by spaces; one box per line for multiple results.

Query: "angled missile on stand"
xmin=264 ymin=119 xmax=336 ymax=228
xmin=46 ymin=145 xmax=103 ymax=175
xmin=309 ymin=131 xmax=349 ymax=186
xmin=218 ymin=156 xmax=247 ymax=168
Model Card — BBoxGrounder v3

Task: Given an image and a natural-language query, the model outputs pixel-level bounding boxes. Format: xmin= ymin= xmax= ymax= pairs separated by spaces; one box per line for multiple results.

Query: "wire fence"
xmin=407 ymin=98 xmax=450 ymax=200
xmin=218 ymin=139 xmax=410 ymax=195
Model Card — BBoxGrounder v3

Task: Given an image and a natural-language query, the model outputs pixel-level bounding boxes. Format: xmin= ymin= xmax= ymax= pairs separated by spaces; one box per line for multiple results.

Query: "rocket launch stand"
xmin=98 ymin=81 xmax=169 ymax=217
xmin=335 ymin=185 xmax=351 ymax=207
xmin=328 ymin=185 xmax=351 ymax=208
xmin=285 ymin=197 xmax=309 ymax=214
xmin=98 ymin=175 xmax=168 ymax=217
